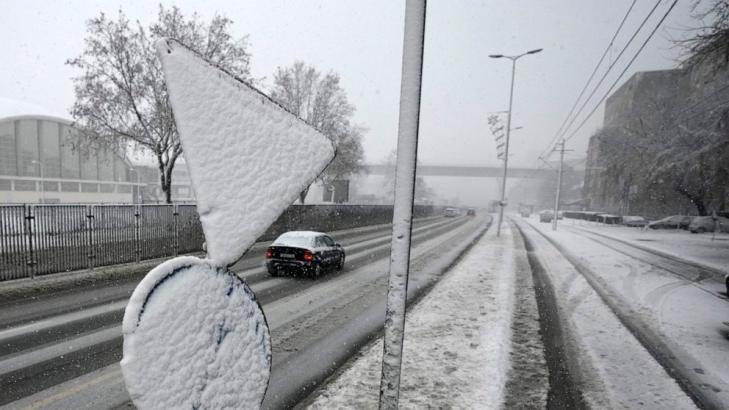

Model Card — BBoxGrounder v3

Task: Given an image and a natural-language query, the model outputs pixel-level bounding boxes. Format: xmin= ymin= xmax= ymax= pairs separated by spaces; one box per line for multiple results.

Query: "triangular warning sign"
xmin=156 ymin=39 xmax=334 ymax=266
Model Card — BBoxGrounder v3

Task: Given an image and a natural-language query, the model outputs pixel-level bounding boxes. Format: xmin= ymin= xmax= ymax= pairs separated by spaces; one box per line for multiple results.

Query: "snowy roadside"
xmin=303 ymin=223 xmax=518 ymax=409
xmin=559 ymin=218 xmax=729 ymax=274
xmin=517 ymin=217 xmax=723 ymax=408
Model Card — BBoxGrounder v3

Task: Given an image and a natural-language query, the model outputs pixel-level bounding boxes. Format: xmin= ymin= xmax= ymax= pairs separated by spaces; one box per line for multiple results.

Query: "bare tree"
xmin=680 ymin=1 xmax=729 ymax=66
xmin=597 ymin=96 xmax=729 ymax=215
xmin=270 ymin=61 xmax=364 ymax=203
xmin=67 ymin=5 xmax=251 ymax=203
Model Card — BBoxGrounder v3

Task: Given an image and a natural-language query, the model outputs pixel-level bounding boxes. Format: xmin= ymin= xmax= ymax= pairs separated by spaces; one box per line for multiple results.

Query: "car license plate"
xmin=280 ymin=253 xmax=295 ymax=258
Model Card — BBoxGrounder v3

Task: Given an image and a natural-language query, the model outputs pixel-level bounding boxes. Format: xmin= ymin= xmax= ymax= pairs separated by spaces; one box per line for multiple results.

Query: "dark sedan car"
xmin=265 ymin=231 xmax=345 ymax=278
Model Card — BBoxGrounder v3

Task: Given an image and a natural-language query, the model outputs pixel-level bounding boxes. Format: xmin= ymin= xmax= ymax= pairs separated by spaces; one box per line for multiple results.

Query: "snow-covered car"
xmin=444 ymin=208 xmax=459 ymax=217
xmin=539 ymin=210 xmax=554 ymax=223
xmin=648 ymin=215 xmax=692 ymax=230
xmin=265 ymin=231 xmax=345 ymax=277
xmin=622 ymin=216 xmax=648 ymax=227
xmin=688 ymin=216 xmax=729 ymax=233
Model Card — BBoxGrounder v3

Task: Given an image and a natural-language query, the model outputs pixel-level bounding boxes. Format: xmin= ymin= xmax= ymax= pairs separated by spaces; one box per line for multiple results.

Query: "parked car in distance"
xmin=622 ymin=216 xmax=648 ymax=227
xmin=444 ymin=207 xmax=459 ymax=217
xmin=265 ymin=231 xmax=345 ymax=278
xmin=595 ymin=213 xmax=621 ymax=224
xmin=539 ymin=210 xmax=554 ymax=223
xmin=688 ymin=216 xmax=729 ymax=233
xmin=466 ymin=208 xmax=476 ymax=216
xmin=648 ymin=215 xmax=692 ymax=230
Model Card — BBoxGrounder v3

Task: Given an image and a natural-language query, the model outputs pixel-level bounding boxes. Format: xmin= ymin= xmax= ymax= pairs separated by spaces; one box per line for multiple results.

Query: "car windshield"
xmin=3 ymin=2 xmax=729 ymax=409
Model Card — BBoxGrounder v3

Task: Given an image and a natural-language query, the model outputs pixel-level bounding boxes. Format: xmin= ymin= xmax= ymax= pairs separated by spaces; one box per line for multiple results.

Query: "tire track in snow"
xmin=522 ymin=220 xmax=725 ymax=410
xmin=511 ymin=220 xmax=587 ymax=410
xmin=502 ymin=221 xmax=549 ymax=409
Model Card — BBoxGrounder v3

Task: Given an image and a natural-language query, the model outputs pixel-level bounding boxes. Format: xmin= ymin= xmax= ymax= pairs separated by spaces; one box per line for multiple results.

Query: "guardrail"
xmin=0 ymin=204 xmax=443 ymax=281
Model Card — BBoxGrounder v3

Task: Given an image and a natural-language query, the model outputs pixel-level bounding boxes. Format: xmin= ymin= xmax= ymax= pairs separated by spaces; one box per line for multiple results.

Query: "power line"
xmin=539 ymin=0 xmax=638 ymax=161
xmin=564 ymin=0 xmax=679 ymax=143
xmin=558 ymin=0 xmax=664 ymax=144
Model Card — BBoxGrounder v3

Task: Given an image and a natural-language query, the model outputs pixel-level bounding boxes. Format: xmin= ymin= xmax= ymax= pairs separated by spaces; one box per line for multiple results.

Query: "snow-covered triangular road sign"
xmin=155 ymin=38 xmax=335 ymax=266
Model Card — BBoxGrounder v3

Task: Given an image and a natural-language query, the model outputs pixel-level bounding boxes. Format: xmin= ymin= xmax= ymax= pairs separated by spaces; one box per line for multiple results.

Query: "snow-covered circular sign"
xmin=121 ymin=256 xmax=271 ymax=409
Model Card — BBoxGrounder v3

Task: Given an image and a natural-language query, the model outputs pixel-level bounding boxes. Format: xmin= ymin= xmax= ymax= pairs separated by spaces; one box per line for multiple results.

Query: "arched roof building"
xmin=0 ymin=111 xmax=139 ymax=204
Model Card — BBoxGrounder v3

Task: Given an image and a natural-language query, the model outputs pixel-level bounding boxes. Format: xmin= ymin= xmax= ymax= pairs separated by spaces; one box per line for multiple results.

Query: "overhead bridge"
xmin=362 ymin=164 xmax=553 ymax=179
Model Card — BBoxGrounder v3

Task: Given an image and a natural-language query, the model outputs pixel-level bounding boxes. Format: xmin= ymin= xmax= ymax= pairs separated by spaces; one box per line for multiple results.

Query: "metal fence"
xmin=0 ymin=203 xmax=442 ymax=282
xmin=0 ymin=204 xmax=204 ymax=281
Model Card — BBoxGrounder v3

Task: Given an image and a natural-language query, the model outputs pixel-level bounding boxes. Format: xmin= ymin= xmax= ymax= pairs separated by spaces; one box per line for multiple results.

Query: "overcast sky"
xmin=0 ymin=0 xmax=698 ymax=173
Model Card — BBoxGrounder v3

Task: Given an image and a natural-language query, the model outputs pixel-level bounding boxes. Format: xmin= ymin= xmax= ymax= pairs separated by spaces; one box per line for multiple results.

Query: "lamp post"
xmin=129 ymin=167 xmax=142 ymax=204
xmin=31 ymin=160 xmax=45 ymax=204
xmin=489 ymin=48 xmax=542 ymax=237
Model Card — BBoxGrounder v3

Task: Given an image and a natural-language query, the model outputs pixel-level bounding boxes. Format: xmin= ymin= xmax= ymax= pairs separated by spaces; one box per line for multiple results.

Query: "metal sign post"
xmin=379 ymin=1 xmax=427 ymax=408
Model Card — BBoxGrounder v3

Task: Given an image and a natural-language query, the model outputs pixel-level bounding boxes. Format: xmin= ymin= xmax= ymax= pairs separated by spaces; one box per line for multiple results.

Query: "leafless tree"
xmin=680 ymin=0 xmax=729 ymax=67
xmin=67 ymin=5 xmax=251 ymax=203
xmin=270 ymin=61 xmax=364 ymax=203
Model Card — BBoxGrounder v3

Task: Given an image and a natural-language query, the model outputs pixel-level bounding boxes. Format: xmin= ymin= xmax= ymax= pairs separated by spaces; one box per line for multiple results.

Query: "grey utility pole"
xmin=552 ymin=139 xmax=568 ymax=231
xmin=379 ymin=0 xmax=426 ymax=409
xmin=489 ymin=48 xmax=542 ymax=237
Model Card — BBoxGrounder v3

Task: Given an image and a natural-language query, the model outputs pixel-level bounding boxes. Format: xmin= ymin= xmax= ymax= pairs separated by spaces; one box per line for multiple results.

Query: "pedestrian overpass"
xmin=362 ymin=164 xmax=553 ymax=179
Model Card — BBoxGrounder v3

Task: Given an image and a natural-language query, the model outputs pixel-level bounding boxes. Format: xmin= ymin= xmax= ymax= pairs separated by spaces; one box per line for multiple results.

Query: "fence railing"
xmin=0 ymin=203 xmax=443 ymax=282
xmin=0 ymin=204 xmax=204 ymax=281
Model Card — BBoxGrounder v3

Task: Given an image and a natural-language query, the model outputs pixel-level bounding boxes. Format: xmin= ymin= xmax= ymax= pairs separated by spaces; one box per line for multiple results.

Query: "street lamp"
xmin=129 ymin=167 xmax=142 ymax=204
xmin=31 ymin=160 xmax=45 ymax=204
xmin=489 ymin=48 xmax=542 ymax=237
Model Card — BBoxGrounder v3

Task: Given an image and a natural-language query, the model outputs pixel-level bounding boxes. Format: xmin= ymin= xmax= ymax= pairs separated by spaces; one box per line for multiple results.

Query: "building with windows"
xmin=0 ymin=110 xmax=139 ymax=204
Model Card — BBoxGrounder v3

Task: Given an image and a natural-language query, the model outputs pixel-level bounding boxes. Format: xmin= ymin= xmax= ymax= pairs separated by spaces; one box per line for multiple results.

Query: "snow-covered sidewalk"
xmin=305 ymin=224 xmax=518 ymax=408
xmin=521 ymin=216 xmax=729 ymax=408
xmin=561 ymin=219 xmax=729 ymax=274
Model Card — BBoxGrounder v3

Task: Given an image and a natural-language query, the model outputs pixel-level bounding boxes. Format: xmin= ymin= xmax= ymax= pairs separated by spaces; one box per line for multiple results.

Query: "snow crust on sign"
xmin=308 ymin=225 xmax=516 ymax=409
xmin=155 ymin=39 xmax=334 ymax=266
xmin=121 ymin=256 xmax=271 ymax=409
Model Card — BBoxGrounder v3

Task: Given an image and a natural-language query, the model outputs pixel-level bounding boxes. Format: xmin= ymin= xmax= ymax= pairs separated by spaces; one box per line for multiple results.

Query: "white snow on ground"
xmin=540 ymin=220 xmax=729 ymax=401
xmin=562 ymin=219 xmax=729 ymax=274
xmin=155 ymin=38 xmax=334 ymax=267
xmin=121 ymin=257 xmax=271 ymax=409
xmin=307 ymin=224 xmax=516 ymax=409
xmin=522 ymin=216 xmax=729 ymax=408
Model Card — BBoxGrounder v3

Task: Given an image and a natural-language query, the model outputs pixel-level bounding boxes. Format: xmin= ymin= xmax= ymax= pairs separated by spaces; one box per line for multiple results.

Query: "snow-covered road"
xmin=304 ymin=222 xmax=527 ymax=409
xmin=0 ymin=215 xmax=487 ymax=409
xmin=518 ymin=216 xmax=729 ymax=409
xmin=305 ymin=215 xmax=729 ymax=409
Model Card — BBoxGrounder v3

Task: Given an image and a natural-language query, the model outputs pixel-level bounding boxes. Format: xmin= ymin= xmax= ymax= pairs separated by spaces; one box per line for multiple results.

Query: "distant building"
xmin=584 ymin=69 xmax=683 ymax=213
xmin=126 ymin=150 xmax=195 ymax=203
xmin=583 ymin=60 xmax=729 ymax=216
xmin=0 ymin=112 xmax=139 ymax=204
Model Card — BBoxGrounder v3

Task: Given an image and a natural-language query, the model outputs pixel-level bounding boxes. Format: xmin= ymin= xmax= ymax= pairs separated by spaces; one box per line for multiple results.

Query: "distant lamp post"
xmin=489 ymin=48 xmax=543 ymax=237
xmin=31 ymin=160 xmax=45 ymax=204
xmin=129 ymin=167 xmax=142 ymax=204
